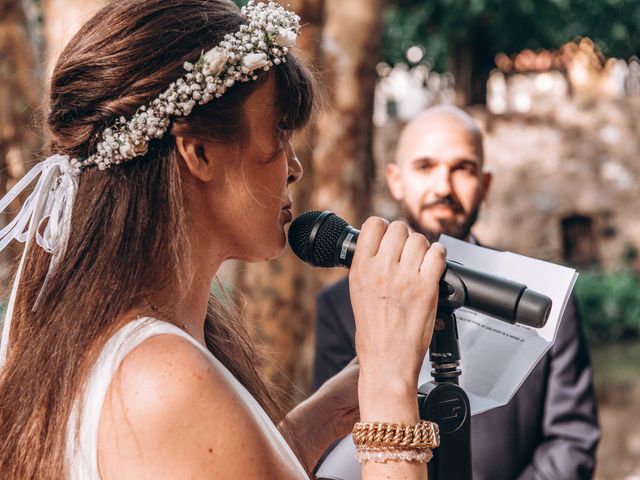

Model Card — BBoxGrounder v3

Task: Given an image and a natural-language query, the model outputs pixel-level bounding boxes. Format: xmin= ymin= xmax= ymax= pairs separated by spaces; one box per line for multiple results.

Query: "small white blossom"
xmin=119 ymin=142 xmax=133 ymax=158
xmin=266 ymin=23 xmax=278 ymax=34
xmin=241 ymin=52 xmax=269 ymax=70
xmin=203 ymin=47 xmax=229 ymax=76
xmin=274 ymin=29 xmax=297 ymax=48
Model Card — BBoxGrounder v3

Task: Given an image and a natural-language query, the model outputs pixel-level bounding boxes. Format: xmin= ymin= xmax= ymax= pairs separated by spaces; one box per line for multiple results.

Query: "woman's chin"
xmin=266 ymin=238 xmax=288 ymax=261
xmin=233 ymin=237 xmax=287 ymax=263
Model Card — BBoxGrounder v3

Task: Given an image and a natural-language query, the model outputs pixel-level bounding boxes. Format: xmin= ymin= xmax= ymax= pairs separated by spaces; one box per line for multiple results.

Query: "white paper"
xmin=316 ymin=236 xmax=577 ymax=480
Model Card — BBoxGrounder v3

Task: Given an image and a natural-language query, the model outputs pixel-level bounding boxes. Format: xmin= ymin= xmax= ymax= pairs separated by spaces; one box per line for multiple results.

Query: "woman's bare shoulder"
xmin=98 ymin=333 xmax=302 ymax=480
xmin=107 ymin=333 xmax=229 ymax=412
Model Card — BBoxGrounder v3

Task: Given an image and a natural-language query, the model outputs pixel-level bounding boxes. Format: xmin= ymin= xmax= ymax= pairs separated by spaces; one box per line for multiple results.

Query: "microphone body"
xmin=288 ymin=211 xmax=551 ymax=329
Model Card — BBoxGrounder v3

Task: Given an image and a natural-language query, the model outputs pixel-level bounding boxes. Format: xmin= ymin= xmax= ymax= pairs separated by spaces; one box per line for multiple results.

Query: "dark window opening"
xmin=561 ymin=214 xmax=599 ymax=267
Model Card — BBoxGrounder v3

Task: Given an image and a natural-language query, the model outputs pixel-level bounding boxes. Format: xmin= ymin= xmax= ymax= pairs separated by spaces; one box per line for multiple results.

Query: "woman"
xmin=0 ymin=1 xmax=445 ymax=479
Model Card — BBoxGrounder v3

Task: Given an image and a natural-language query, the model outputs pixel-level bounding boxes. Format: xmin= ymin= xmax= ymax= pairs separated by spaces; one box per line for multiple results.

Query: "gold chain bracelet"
xmin=352 ymin=420 xmax=440 ymax=450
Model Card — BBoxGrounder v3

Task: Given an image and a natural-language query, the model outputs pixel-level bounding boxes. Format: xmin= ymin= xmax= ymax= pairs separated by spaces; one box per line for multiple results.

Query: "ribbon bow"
xmin=0 ymin=154 xmax=79 ymax=366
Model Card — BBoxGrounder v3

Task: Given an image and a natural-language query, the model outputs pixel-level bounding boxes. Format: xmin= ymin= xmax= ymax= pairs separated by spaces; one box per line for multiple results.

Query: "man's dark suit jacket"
xmin=313 ymin=276 xmax=600 ymax=480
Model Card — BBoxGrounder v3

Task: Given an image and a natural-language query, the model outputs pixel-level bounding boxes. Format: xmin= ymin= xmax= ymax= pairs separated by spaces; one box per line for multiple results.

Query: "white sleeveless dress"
xmin=65 ymin=317 xmax=309 ymax=479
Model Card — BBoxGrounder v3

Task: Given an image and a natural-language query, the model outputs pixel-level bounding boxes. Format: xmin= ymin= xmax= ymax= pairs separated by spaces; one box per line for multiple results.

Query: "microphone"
xmin=288 ymin=211 xmax=551 ymax=329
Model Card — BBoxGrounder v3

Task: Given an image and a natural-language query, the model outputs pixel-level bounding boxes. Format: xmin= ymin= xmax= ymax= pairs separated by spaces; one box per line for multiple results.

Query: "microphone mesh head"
xmin=288 ymin=211 xmax=323 ymax=261
xmin=288 ymin=211 xmax=349 ymax=267
xmin=311 ymin=214 xmax=348 ymax=267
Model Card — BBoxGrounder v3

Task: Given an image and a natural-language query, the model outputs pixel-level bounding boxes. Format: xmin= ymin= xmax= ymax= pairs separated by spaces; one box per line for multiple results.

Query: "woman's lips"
xmin=281 ymin=207 xmax=292 ymax=222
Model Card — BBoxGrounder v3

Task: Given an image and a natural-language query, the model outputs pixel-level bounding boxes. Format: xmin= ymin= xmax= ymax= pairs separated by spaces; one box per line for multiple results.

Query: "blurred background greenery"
xmin=382 ymin=0 xmax=640 ymax=103
xmin=576 ymin=270 xmax=640 ymax=345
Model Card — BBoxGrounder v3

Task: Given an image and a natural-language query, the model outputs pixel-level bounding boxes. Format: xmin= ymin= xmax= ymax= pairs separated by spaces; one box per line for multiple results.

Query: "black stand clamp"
xmin=418 ymin=305 xmax=473 ymax=480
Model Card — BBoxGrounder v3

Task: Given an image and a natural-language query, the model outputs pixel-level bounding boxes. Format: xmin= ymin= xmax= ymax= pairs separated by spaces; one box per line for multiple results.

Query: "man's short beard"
xmin=404 ymin=205 xmax=481 ymax=244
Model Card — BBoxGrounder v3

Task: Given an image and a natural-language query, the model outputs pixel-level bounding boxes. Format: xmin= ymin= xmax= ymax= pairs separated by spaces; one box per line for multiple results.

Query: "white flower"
xmin=119 ymin=141 xmax=133 ymax=158
xmin=242 ymin=52 xmax=269 ymax=70
xmin=274 ymin=29 xmax=297 ymax=48
xmin=266 ymin=23 xmax=278 ymax=34
xmin=203 ymin=47 xmax=229 ymax=76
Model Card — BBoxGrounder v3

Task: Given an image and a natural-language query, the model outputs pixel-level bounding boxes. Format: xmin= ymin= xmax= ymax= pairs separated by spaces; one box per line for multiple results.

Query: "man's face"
xmin=386 ymin=115 xmax=491 ymax=243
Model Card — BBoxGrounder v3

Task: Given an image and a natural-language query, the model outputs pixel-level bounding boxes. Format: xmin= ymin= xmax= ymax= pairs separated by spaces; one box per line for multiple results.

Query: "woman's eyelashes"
xmin=276 ymin=122 xmax=290 ymax=145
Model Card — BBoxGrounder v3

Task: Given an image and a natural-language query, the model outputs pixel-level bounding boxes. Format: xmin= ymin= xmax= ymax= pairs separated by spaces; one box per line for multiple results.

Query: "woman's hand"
xmin=283 ymin=217 xmax=445 ymax=479
xmin=313 ymin=357 xmax=359 ymax=438
xmin=349 ymin=217 xmax=445 ymax=480
xmin=349 ymin=217 xmax=446 ymax=424
xmin=280 ymin=358 xmax=359 ymax=472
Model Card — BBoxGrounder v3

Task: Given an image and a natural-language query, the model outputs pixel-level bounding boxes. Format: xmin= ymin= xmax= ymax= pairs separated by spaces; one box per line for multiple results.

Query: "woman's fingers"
xmin=353 ymin=216 xmax=389 ymax=262
xmin=399 ymin=232 xmax=430 ymax=271
xmin=420 ymin=242 xmax=447 ymax=284
xmin=353 ymin=218 xmax=437 ymax=275
xmin=376 ymin=221 xmax=410 ymax=264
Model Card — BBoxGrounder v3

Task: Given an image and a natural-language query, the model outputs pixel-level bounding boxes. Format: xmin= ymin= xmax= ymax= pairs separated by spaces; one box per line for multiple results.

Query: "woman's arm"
xmin=98 ymin=334 xmax=305 ymax=480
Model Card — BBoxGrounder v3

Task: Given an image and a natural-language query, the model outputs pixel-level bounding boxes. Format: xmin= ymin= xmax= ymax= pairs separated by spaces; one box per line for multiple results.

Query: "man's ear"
xmin=480 ymin=170 xmax=493 ymax=202
xmin=175 ymin=135 xmax=216 ymax=182
xmin=385 ymin=163 xmax=404 ymax=201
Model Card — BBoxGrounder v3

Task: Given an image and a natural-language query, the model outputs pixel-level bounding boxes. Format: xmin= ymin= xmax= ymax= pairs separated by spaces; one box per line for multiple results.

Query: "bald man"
xmin=313 ymin=106 xmax=600 ymax=480
xmin=386 ymin=105 xmax=490 ymax=243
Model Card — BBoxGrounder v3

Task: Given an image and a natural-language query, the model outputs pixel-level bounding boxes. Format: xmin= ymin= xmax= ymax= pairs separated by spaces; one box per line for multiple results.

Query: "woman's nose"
xmin=287 ymin=143 xmax=303 ymax=184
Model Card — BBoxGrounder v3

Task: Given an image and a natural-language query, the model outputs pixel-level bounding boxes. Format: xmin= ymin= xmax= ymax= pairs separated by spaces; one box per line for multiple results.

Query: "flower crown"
xmin=0 ymin=1 xmax=301 ymax=366
xmin=73 ymin=0 xmax=300 ymax=171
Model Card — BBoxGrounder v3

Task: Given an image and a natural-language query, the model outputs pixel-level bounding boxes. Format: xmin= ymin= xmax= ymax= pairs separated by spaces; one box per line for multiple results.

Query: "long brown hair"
xmin=0 ymin=1 xmax=314 ymax=478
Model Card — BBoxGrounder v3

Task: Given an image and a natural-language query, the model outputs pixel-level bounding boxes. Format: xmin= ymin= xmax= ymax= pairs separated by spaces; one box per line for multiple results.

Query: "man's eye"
xmin=451 ymin=161 xmax=475 ymax=174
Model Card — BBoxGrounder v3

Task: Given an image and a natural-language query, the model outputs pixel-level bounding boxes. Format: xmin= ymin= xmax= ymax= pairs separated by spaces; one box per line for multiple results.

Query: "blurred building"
xmin=373 ymin=61 xmax=456 ymax=126
xmin=487 ymin=38 xmax=640 ymax=115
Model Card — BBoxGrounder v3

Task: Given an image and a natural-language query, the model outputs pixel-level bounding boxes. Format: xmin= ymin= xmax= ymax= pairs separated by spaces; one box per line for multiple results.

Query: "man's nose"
xmin=430 ymin=165 xmax=453 ymax=197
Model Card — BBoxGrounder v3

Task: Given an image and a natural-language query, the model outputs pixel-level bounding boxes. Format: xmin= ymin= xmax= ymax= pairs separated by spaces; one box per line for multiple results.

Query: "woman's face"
xmin=195 ymin=76 xmax=303 ymax=263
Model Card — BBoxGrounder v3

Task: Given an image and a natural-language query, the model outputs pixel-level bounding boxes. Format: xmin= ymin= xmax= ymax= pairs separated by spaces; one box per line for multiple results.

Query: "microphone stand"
xmin=418 ymin=303 xmax=473 ymax=480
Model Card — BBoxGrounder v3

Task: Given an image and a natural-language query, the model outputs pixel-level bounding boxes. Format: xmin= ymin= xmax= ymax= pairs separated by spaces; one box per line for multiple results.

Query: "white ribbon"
xmin=0 ymin=154 xmax=79 ymax=367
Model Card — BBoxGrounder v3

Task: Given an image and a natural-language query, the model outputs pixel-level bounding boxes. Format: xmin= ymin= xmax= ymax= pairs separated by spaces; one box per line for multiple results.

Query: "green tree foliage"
xmin=575 ymin=270 xmax=640 ymax=345
xmin=384 ymin=0 xmax=640 ymax=68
